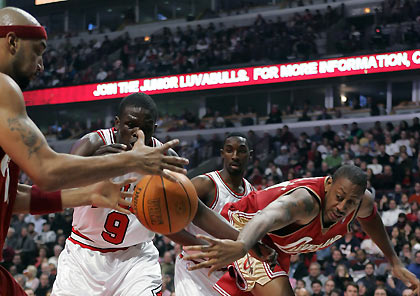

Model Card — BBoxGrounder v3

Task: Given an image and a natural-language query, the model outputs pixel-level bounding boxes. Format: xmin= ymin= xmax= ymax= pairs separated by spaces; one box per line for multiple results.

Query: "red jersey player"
xmin=185 ymin=165 xmax=420 ymax=296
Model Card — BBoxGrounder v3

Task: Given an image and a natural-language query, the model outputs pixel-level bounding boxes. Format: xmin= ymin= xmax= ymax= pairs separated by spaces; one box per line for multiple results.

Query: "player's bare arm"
xmin=0 ymin=75 xmax=188 ymax=190
xmin=357 ymin=191 xmax=420 ymax=295
xmin=70 ymin=132 xmax=127 ymax=156
xmin=166 ymin=176 xmax=236 ymax=245
xmin=184 ymin=188 xmax=319 ymax=274
xmin=12 ymin=179 xmax=133 ymax=215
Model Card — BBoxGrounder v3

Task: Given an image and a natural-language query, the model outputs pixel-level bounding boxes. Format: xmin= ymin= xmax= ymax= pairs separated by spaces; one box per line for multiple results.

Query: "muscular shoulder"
xmin=0 ymin=73 xmax=25 ymax=113
xmin=70 ymin=132 xmax=103 ymax=156
xmin=357 ymin=190 xmax=375 ymax=219
xmin=191 ymin=174 xmax=216 ymax=206
xmin=278 ymin=188 xmax=320 ymax=224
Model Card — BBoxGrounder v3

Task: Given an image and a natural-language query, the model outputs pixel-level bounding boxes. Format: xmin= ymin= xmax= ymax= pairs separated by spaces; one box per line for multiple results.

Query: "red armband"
xmin=358 ymin=203 xmax=377 ymax=222
xmin=30 ymin=185 xmax=62 ymax=215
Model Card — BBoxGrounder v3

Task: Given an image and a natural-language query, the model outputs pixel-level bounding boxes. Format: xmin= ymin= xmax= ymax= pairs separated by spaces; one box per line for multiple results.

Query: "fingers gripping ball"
xmin=131 ymin=172 xmax=198 ymax=235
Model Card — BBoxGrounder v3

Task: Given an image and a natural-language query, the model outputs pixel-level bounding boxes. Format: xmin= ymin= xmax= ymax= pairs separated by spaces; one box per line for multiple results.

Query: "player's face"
xmin=221 ymin=136 xmax=251 ymax=176
xmin=11 ymin=38 xmax=46 ymax=89
xmin=324 ymin=177 xmax=364 ymax=224
xmin=115 ymin=106 xmax=156 ymax=148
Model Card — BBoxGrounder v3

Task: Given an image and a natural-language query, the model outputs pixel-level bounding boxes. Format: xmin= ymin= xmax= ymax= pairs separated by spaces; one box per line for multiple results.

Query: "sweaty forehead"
xmin=121 ymin=106 xmax=154 ymax=122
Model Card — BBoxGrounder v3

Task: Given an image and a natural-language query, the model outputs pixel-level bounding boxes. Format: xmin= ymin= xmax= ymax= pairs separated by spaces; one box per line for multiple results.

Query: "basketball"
xmin=131 ymin=172 xmax=198 ymax=235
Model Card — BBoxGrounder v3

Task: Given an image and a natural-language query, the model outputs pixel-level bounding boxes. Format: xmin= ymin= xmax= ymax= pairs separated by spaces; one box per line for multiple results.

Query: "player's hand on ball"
xmin=88 ymin=177 xmax=135 ymax=215
xmin=93 ymin=143 xmax=128 ymax=155
xmin=130 ymin=130 xmax=189 ymax=182
xmin=184 ymin=235 xmax=247 ymax=276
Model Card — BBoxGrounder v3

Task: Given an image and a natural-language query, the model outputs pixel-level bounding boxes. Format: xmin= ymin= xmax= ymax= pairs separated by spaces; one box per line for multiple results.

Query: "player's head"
xmin=115 ymin=92 xmax=158 ymax=148
xmin=324 ymin=165 xmax=367 ymax=224
xmin=0 ymin=7 xmax=47 ymax=89
xmin=221 ymin=133 xmax=252 ymax=176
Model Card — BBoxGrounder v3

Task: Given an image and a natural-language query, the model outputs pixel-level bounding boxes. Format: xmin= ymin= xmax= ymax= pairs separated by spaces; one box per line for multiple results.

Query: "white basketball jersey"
xmin=70 ymin=128 xmax=163 ymax=250
xmin=185 ymin=170 xmax=254 ymax=238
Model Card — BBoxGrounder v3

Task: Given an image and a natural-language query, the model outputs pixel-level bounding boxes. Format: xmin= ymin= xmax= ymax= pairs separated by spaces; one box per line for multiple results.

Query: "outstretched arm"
xmin=357 ymin=191 xmax=420 ymax=295
xmin=13 ymin=179 xmax=133 ymax=215
xmin=0 ymin=74 xmax=188 ymax=191
xmin=184 ymin=188 xmax=319 ymax=274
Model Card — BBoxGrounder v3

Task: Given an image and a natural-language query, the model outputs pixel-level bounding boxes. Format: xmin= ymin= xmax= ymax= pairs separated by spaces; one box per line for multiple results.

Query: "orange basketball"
xmin=131 ymin=171 xmax=198 ymax=235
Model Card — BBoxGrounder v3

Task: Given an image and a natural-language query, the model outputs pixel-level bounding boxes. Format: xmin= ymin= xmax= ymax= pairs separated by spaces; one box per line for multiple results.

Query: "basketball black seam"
xmin=178 ymin=181 xmax=192 ymax=224
xmin=161 ymin=176 xmax=172 ymax=233
xmin=142 ymin=176 xmax=153 ymax=230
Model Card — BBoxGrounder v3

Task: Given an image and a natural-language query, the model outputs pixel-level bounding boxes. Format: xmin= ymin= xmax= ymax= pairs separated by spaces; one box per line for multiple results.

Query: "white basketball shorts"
xmin=51 ymin=240 xmax=162 ymax=296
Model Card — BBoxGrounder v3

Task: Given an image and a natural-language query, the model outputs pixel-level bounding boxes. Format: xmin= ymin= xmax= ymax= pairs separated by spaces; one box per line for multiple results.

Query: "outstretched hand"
xmin=131 ymin=130 xmax=189 ymax=182
xmin=183 ymin=235 xmax=248 ymax=276
xmin=87 ymin=177 xmax=135 ymax=215
xmin=392 ymin=264 xmax=420 ymax=296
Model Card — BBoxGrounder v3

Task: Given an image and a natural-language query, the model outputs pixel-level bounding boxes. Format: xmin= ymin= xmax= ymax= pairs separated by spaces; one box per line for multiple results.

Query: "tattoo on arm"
xmin=7 ymin=117 xmax=45 ymax=159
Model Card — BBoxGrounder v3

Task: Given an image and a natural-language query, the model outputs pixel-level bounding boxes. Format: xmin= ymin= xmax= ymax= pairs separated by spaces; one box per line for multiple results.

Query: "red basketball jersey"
xmin=221 ymin=177 xmax=360 ymax=267
xmin=0 ymin=149 xmax=20 ymax=261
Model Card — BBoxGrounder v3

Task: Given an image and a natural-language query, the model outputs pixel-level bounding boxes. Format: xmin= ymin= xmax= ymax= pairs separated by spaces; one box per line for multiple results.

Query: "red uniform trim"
xmin=96 ymin=130 xmax=106 ymax=145
xmin=68 ymin=237 xmax=130 ymax=253
xmin=71 ymin=227 xmax=94 ymax=242
xmin=205 ymin=173 xmax=219 ymax=209
xmin=216 ymin=171 xmax=246 ymax=197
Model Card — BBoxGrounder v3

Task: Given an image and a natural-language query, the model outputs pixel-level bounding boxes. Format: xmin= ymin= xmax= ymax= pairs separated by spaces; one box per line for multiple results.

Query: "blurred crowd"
xmin=28 ymin=4 xmax=343 ymax=90
xmin=4 ymin=117 xmax=420 ymax=295
xmin=27 ymin=0 xmax=420 ymax=91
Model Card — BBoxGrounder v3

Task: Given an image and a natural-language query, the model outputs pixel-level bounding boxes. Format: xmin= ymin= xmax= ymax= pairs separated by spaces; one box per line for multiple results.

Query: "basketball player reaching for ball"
xmin=0 ymin=7 xmax=188 ymax=295
xmin=52 ymin=93 xmax=175 ymax=296
xmin=173 ymin=133 xmax=255 ymax=296
xmin=185 ymin=165 xmax=420 ymax=296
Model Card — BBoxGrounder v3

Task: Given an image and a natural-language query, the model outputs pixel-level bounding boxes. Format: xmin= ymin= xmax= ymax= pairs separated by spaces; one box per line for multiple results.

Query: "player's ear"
xmin=6 ymin=32 xmax=19 ymax=55
xmin=114 ymin=116 xmax=120 ymax=130
xmin=325 ymin=177 xmax=333 ymax=191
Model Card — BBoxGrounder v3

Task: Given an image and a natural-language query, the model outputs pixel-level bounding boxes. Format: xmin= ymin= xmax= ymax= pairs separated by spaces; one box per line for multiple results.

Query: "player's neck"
xmin=219 ymin=169 xmax=244 ymax=191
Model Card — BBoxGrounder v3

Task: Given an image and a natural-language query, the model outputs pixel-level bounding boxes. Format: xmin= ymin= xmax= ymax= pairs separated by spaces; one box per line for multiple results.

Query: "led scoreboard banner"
xmin=23 ymin=49 xmax=420 ymax=106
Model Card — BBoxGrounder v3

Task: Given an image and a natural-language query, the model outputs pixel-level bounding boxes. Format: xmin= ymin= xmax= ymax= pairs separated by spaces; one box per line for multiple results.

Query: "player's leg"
xmin=251 ymin=276 xmax=294 ymax=296
xmin=51 ymin=241 xmax=108 ymax=296
xmin=115 ymin=242 xmax=163 ymax=296
xmin=174 ymin=254 xmax=224 ymax=296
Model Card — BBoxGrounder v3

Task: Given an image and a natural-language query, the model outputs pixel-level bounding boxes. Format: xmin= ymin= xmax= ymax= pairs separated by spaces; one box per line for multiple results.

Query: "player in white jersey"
xmin=52 ymin=93 xmax=175 ymax=296
xmin=174 ymin=133 xmax=254 ymax=296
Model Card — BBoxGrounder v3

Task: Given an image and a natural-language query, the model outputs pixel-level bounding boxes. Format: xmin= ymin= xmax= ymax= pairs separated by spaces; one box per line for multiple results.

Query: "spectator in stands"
xmin=303 ymin=262 xmax=328 ymax=294
xmin=317 ymin=107 xmax=332 ymax=120
xmin=373 ymin=165 xmax=396 ymax=190
xmin=34 ymin=273 xmax=51 ymax=296
xmin=368 ymin=157 xmax=383 ymax=175
xmin=325 ymin=148 xmax=342 ymax=169
xmin=266 ymin=104 xmax=282 ymax=124
xmin=324 ymin=279 xmax=336 ymax=296
xmin=409 ymin=182 xmax=420 ymax=204
xmin=407 ymin=250 xmax=420 ymax=279
xmin=311 ymin=279 xmax=324 ymax=296
xmin=382 ymin=199 xmax=404 ymax=227
xmin=289 ymin=254 xmax=309 ymax=281
xmin=325 ymin=249 xmax=348 ymax=275
xmin=350 ymin=249 xmax=369 ymax=281
xmin=399 ymin=194 xmax=411 ymax=214
xmin=344 ymin=282 xmax=359 ymax=296
xmin=335 ymin=232 xmax=361 ymax=259
xmin=15 ymin=226 xmax=37 ymax=266
xmin=333 ymin=264 xmax=354 ymax=292
xmin=23 ymin=265 xmax=39 ymax=292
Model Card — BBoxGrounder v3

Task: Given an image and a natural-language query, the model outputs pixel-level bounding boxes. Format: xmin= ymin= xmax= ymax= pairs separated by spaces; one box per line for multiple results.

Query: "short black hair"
xmin=118 ymin=93 xmax=158 ymax=121
xmin=311 ymin=279 xmax=322 ymax=286
xmin=224 ymin=132 xmax=251 ymax=149
xmin=332 ymin=165 xmax=367 ymax=191
xmin=345 ymin=282 xmax=359 ymax=291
